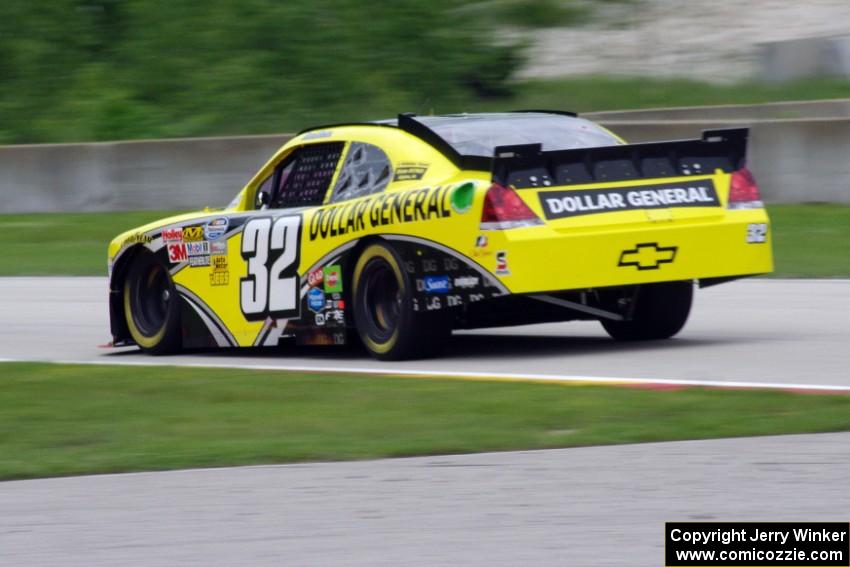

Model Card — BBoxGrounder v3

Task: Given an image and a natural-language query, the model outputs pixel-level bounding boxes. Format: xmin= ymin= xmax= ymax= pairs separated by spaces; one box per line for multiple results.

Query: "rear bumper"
xmin=488 ymin=209 xmax=773 ymax=294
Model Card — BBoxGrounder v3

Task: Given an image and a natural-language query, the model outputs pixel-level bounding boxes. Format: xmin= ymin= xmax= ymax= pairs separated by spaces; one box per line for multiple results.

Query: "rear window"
xmin=418 ymin=114 xmax=620 ymax=157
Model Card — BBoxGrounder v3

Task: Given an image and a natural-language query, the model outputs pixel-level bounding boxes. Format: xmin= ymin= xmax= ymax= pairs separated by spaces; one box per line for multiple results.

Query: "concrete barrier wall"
xmin=1 ymin=118 xmax=848 ymax=213
xmin=758 ymin=35 xmax=850 ymax=83
xmin=0 ymin=134 xmax=290 ymax=213
xmin=603 ymin=119 xmax=850 ymax=204
xmin=585 ymin=99 xmax=850 ymax=121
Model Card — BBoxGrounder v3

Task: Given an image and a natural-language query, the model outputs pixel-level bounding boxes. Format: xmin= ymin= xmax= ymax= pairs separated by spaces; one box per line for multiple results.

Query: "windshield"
xmin=416 ymin=113 xmax=621 ymax=157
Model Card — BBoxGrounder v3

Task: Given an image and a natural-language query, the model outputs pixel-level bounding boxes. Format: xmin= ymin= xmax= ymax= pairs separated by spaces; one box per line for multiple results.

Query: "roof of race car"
xmin=297 ymin=111 xmax=620 ymax=170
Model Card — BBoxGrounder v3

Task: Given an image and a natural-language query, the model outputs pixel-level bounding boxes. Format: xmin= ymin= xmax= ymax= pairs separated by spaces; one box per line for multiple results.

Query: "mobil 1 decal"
xmin=309 ymin=185 xmax=452 ymax=241
xmin=240 ymin=215 xmax=302 ymax=321
xmin=538 ymin=179 xmax=720 ymax=220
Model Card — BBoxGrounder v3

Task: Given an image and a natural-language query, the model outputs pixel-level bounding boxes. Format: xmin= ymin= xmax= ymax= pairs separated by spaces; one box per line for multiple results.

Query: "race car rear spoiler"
xmin=491 ymin=128 xmax=749 ymax=189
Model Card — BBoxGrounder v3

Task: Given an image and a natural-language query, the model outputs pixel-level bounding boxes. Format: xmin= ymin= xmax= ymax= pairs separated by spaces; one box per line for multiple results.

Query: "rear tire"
xmin=352 ymin=242 xmax=451 ymax=360
xmin=123 ymin=251 xmax=182 ymax=354
xmin=600 ymin=281 xmax=693 ymax=341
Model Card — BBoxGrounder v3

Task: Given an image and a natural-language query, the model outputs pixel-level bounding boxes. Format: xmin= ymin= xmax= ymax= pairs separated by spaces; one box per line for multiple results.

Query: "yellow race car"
xmin=108 ymin=112 xmax=772 ymax=360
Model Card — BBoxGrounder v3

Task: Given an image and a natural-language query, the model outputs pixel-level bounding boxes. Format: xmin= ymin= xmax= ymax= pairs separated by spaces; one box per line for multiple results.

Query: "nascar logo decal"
xmin=539 ymin=179 xmax=720 ymax=220
xmin=204 ymin=217 xmax=229 ymax=240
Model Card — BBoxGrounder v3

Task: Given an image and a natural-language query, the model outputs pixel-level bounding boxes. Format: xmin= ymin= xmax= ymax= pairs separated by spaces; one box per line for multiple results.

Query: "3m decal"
xmin=393 ymin=163 xmax=428 ymax=182
xmin=618 ymin=243 xmax=677 ymax=270
xmin=323 ymin=264 xmax=342 ymax=293
xmin=183 ymin=226 xmax=204 ymax=242
xmin=747 ymin=223 xmax=768 ymax=243
xmin=539 ymin=180 xmax=720 ymax=220
xmin=205 ymin=217 xmax=229 ymax=240
xmin=167 ymin=243 xmax=187 ymax=263
xmin=240 ymin=215 xmax=302 ymax=320
xmin=309 ymin=186 xmax=451 ymax=241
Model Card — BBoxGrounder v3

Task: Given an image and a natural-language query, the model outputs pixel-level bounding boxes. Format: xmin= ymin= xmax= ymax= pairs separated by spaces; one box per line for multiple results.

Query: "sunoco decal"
xmin=539 ymin=179 xmax=720 ymax=220
xmin=420 ymin=275 xmax=450 ymax=294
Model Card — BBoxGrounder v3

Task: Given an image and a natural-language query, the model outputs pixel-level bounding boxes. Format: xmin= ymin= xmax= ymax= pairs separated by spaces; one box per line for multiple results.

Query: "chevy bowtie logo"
xmin=618 ymin=243 xmax=678 ymax=270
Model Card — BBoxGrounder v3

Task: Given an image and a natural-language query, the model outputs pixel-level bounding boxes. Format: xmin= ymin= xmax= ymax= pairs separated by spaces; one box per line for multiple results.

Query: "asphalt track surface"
xmin=2 ymin=432 xmax=850 ymax=566
xmin=0 ymin=277 xmax=848 ymax=388
xmin=1 ymin=277 xmax=849 ymax=565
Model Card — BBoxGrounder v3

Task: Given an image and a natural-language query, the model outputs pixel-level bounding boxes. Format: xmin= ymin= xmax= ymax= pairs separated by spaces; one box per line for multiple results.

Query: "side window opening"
xmin=270 ymin=142 xmax=345 ymax=209
xmin=329 ymin=142 xmax=393 ymax=203
xmin=253 ymin=173 xmax=274 ymax=210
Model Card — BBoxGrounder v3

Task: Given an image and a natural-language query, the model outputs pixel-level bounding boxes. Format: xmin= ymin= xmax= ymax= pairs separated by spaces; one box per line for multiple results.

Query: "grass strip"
xmin=0 ymin=210 xmax=184 ymax=276
xmin=2 ymin=362 xmax=850 ymax=481
xmin=768 ymin=205 xmax=850 ymax=278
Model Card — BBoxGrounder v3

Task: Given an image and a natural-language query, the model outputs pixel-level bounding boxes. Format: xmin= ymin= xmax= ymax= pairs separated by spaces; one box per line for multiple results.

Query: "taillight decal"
xmin=728 ymin=168 xmax=763 ymax=209
xmin=480 ymin=183 xmax=543 ymax=230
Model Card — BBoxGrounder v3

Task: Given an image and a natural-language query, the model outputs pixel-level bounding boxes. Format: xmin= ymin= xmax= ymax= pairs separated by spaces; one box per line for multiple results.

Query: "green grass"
xmin=0 ymin=210 xmax=184 ymax=276
xmin=769 ymin=205 xmax=850 ymax=278
xmin=457 ymin=0 xmax=591 ymax=29
xmin=1 ymin=205 xmax=848 ymax=277
xmin=2 ymin=362 xmax=850 ymax=480
xmin=7 ymin=0 xmax=850 ymax=145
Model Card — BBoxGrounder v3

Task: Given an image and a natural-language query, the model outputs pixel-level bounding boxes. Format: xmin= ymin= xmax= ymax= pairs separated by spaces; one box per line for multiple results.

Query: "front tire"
xmin=352 ymin=242 xmax=451 ymax=360
xmin=123 ymin=251 xmax=182 ymax=354
xmin=600 ymin=281 xmax=693 ymax=341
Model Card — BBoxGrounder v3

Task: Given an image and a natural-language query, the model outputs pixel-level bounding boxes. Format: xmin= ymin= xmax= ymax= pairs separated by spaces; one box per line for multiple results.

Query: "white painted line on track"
xmin=2 ymin=356 xmax=850 ymax=394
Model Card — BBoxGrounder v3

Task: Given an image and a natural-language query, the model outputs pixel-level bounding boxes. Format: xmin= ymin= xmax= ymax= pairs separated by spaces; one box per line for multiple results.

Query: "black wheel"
xmin=123 ymin=251 xmax=182 ymax=354
xmin=600 ymin=281 xmax=693 ymax=341
xmin=352 ymin=242 xmax=451 ymax=360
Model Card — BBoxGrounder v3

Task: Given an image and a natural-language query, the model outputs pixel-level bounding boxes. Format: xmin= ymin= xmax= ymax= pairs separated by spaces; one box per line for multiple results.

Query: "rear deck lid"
xmin=492 ymin=129 xmax=748 ymax=229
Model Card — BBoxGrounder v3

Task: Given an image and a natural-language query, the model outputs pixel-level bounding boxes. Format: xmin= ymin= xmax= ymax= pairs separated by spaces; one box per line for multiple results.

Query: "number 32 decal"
xmin=240 ymin=216 xmax=302 ymax=320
